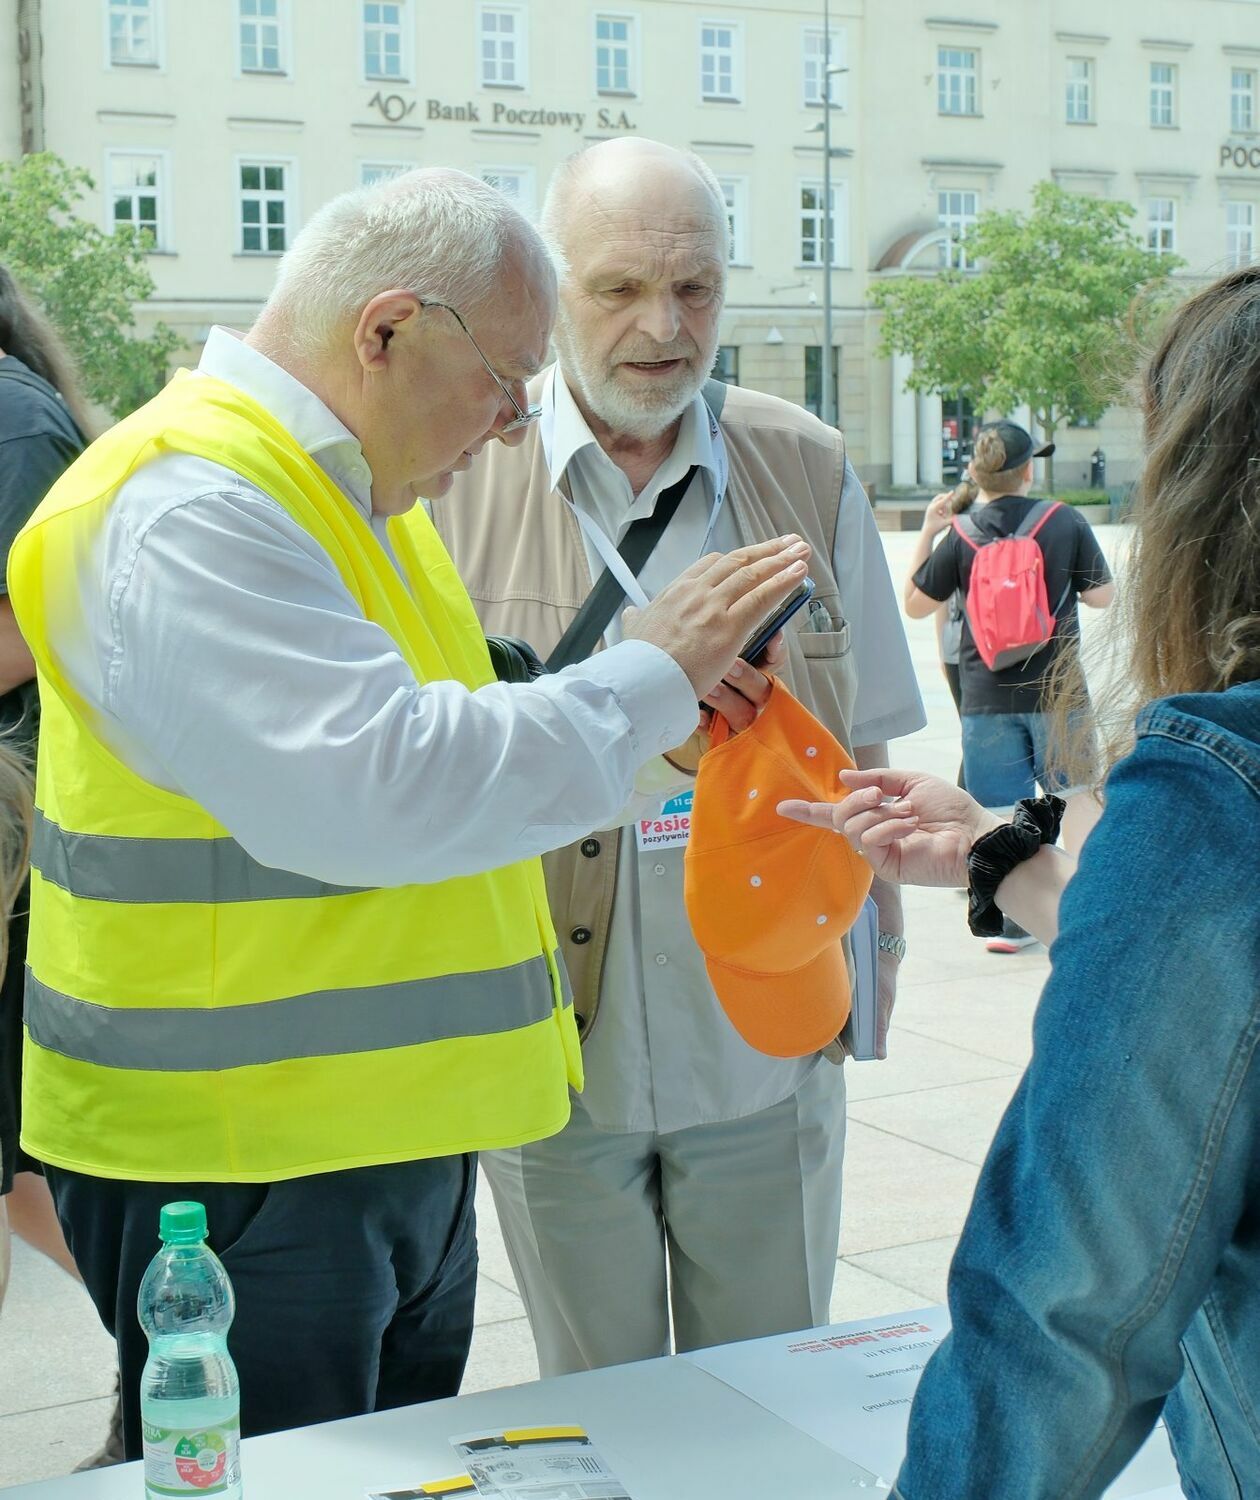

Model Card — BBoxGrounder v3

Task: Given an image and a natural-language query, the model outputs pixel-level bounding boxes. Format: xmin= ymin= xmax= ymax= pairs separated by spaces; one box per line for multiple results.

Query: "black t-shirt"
xmin=913 ymin=495 xmax=1112 ymax=715
xmin=0 ymin=356 xmax=86 ymax=749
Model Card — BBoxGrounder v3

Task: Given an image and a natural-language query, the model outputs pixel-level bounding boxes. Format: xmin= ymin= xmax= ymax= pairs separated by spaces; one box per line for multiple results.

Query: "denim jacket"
xmin=895 ymin=679 xmax=1260 ymax=1500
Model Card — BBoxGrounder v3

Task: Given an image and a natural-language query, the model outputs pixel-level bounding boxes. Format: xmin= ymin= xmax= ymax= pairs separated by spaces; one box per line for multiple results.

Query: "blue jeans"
xmin=896 ymin=682 xmax=1260 ymax=1499
xmin=961 ymin=711 xmax=1067 ymax=809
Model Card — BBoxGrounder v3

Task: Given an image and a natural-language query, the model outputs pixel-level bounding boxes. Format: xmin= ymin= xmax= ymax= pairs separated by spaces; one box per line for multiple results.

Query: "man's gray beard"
xmin=555 ymin=321 xmax=714 ymax=441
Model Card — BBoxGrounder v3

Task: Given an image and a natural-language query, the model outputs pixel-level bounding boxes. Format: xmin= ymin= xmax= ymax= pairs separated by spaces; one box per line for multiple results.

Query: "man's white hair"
xmin=539 ymin=141 xmax=730 ymax=272
xmin=264 ymin=167 xmax=545 ymax=347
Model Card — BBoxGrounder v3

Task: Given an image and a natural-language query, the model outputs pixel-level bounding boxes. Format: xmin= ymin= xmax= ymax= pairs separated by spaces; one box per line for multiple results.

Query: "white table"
xmin=5 ymin=1307 xmax=1186 ymax=1499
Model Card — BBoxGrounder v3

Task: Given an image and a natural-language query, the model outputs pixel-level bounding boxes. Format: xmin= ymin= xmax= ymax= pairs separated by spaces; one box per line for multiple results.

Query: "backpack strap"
xmin=1016 ymin=499 xmax=1063 ymax=541
xmin=951 ymin=511 xmax=986 ymax=553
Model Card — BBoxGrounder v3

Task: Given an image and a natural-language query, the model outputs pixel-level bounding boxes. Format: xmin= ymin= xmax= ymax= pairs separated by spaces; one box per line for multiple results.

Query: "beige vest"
xmin=431 ymin=373 xmax=859 ymax=1038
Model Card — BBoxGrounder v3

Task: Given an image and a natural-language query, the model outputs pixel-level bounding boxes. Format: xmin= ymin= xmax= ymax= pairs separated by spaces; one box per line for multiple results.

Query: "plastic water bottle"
xmin=138 ymin=1201 xmax=243 ymax=1499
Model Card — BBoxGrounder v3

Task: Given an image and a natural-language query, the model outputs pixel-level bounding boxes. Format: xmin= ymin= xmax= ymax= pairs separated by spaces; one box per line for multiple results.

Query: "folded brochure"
xmin=369 ymin=1426 xmax=631 ymax=1500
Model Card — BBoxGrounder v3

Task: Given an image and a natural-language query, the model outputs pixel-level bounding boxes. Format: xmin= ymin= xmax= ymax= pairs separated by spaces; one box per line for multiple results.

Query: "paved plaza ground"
xmin=0 ymin=524 xmax=1127 ymax=1489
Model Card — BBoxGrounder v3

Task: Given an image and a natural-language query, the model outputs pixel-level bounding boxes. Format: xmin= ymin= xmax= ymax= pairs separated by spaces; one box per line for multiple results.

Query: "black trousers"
xmin=46 ymin=1152 xmax=478 ymax=1461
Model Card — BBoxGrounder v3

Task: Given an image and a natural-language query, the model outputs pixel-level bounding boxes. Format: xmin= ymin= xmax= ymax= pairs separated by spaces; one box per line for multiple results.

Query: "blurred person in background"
xmin=904 ymin=478 xmax=977 ymax=789
xmin=901 ymin=422 xmax=1113 ymax=952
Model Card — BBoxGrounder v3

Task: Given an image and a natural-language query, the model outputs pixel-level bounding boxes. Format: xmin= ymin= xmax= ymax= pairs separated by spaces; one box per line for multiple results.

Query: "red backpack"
xmin=952 ymin=500 xmax=1068 ymax=671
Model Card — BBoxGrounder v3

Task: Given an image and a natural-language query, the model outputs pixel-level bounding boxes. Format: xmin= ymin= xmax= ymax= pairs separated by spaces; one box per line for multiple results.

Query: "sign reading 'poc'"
xmin=1221 ymin=143 xmax=1260 ymax=169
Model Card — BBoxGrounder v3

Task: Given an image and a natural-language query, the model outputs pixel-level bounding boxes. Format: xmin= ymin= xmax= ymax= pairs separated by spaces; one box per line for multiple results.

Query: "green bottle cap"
xmin=159 ymin=1201 xmax=208 ymax=1245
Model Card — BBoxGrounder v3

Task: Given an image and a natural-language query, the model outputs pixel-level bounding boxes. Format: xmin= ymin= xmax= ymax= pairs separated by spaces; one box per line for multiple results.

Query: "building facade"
xmin=6 ymin=0 xmax=1260 ymax=486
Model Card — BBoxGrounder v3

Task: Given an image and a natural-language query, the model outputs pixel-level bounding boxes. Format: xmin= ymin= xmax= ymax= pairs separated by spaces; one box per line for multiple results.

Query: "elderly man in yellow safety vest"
xmin=8 ymin=168 xmax=810 ymax=1461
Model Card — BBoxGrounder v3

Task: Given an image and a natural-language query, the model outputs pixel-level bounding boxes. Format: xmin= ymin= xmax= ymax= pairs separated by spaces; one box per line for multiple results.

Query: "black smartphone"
xmin=739 ymin=577 xmax=815 ymax=666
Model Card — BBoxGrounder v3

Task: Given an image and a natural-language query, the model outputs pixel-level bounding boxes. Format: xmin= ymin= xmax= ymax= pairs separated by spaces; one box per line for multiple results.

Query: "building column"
xmin=891 ymin=353 xmax=917 ymax=487
xmin=917 ymin=389 xmax=943 ymax=489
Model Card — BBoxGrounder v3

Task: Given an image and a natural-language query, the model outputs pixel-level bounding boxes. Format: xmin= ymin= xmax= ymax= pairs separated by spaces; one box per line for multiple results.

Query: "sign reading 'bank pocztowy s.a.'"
xmin=427 ymin=99 xmax=636 ymax=132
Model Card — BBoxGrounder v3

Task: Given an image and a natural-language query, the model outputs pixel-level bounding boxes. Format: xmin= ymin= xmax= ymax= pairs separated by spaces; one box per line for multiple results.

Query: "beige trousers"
xmin=480 ymin=1060 xmax=847 ymax=1377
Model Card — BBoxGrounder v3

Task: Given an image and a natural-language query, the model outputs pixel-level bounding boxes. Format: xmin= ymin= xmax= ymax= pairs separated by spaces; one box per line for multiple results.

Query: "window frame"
xmin=698 ymin=17 xmax=744 ymax=104
xmin=1149 ymin=61 xmax=1178 ymax=128
xmin=713 ymin=345 xmax=740 ymax=386
xmin=937 ymin=45 xmax=979 ymax=117
xmin=1065 ymin=55 xmax=1094 ymax=124
xmin=1145 ymin=196 xmax=1177 ymax=257
xmin=938 ymin=188 xmax=980 ymax=270
xmin=103 ymin=148 xmax=171 ymax=252
xmin=478 ymin=2 xmax=530 ymax=91
xmin=802 ymin=25 xmax=848 ymax=111
xmin=1230 ymin=67 xmax=1257 ymax=133
xmin=593 ymin=11 xmax=639 ymax=98
xmin=104 ymin=0 xmax=163 ymax=70
xmin=797 ymin=177 xmax=850 ymax=270
xmin=716 ymin=174 xmax=749 ymax=265
xmin=235 ymin=155 xmax=297 ymax=257
xmin=361 ymin=0 xmax=413 ymax=84
xmin=1226 ymin=200 xmax=1255 ymax=267
xmin=236 ymin=0 xmax=290 ymax=77
xmin=478 ymin=165 xmax=538 ymax=219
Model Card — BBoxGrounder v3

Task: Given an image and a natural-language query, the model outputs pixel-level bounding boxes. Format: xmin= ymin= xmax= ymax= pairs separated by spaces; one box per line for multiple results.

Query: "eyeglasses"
xmin=419 ymin=298 xmax=541 ymax=433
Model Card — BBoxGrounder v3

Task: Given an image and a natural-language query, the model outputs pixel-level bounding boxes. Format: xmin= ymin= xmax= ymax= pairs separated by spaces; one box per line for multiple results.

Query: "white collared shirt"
xmin=541 ymin=368 xmax=924 ymax=1134
xmin=50 ymin=328 xmax=699 ymax=888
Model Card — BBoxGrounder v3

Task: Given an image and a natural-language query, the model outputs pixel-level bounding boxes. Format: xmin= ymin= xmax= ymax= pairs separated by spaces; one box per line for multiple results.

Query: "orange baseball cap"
xmin=684 ymin=679 xmax=873 ymax=1058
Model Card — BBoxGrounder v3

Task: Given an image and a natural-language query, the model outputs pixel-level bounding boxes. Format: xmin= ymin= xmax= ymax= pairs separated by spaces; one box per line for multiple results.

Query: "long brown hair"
xmin=0 ymin=264 xmax=94 ymax=439
xmin=1055 ymin=265 xmax=1260 ymax=779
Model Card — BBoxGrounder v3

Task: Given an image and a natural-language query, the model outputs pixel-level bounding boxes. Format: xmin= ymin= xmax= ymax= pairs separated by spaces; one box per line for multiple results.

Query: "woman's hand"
xmin=778 ymin=768 xmax=1003 ymax=888
xmin=920 ymin=491 xmax=955 ymax=539
xmin=664 ymin=631 xmax=788 ymax=770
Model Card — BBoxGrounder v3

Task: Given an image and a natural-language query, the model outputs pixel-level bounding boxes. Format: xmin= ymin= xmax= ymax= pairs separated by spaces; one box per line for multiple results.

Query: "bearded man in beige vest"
xmin=430 ymin=139 xmax=925 ymax=1374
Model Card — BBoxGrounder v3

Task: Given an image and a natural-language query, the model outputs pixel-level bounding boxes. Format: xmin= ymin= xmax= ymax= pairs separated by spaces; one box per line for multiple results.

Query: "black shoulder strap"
xmin=545 ymin=465 xmax=699 ymax=672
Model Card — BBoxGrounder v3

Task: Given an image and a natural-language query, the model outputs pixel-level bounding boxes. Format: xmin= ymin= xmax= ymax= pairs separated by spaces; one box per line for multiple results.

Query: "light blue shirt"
xmin=53 ymin=329 xmax=700 ymax=889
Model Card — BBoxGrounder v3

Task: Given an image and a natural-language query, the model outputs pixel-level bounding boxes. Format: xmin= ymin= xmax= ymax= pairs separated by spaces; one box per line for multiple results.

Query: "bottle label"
xmin=143 ymin=1417 xmax=240 ymax=1494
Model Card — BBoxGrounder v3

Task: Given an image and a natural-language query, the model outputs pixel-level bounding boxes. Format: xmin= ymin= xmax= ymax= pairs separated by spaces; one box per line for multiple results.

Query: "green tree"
xmin=0 ymin=152 xmax=181 ymax=419
xmin=871 ymin=181 xmax=1183 ymax=490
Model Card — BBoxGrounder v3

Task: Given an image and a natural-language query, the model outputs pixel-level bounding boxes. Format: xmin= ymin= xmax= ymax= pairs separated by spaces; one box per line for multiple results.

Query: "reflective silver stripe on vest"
xmin=25 ymin=954 xmax=569 ymax=1071
xmin=32 ymin=810 xmax=369 ymax=904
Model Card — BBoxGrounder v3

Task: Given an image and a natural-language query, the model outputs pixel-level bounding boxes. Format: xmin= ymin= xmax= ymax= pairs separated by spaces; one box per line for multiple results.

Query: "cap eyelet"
xmin=805 ymin=746 xmax=818 ymax=758
xmin=750 ymin=875 xmax=762 ymax=888
xmin=748 ymin=788 xmax=759 ymax=799
xmin=816 ymin=914 xmax=828 ymax=925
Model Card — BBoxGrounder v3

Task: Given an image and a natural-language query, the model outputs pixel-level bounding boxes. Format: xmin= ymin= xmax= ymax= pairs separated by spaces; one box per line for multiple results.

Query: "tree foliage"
xmin=0 ymin=152 xmax=181 ymax=419
xmin=871 ymin=182 xmax=1183 ymax=485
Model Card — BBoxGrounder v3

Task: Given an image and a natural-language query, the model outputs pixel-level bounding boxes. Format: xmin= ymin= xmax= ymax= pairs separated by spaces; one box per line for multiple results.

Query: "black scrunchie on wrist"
xmin=966 ymin=796 xmax=1066 ymax=937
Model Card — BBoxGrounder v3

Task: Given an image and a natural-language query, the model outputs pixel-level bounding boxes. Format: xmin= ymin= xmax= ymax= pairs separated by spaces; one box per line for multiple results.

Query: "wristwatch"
xmin=877 ymin=931 xmax=907 ymax=963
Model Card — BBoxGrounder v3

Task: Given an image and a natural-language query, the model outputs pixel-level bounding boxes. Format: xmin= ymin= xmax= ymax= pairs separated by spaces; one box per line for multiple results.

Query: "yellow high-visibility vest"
xmin=8 ymin=370 xmax=581 ymax=1183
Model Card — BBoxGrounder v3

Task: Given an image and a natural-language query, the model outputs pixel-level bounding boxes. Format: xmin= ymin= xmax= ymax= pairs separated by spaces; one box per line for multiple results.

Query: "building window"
xmin=1065 ymin=57 xmax=1094 ymax=123
xmin=363 ymin=1 xmax=408 ymax=82
xmin=804 ymin=346 xmax=840 ymax=421
xmin=479 ymin=5 xmax=527 ymax=89
xmin=700 ymin=19 xmax=742 ymax=103
xmin=717 ymin=176 xmax=748 ymax=264
xmin=594 ymin=13 xmax=636 ymax=95
xmin=1227 ymin=201 xmax=1255 ymax=267
xmin=107 ymin=152 xmax=165 ymax=249
xmin=1149 ymin=62 xmax=1177 ymax=127
xmin=1231 ymin=68 xmax=1257 ymax=133
xmin=480 ymin=166 xmax=536 ymax=218
xmin=938 ymin=189 xmax=979 ymax=269
xmin=238 ymin=0 xmax=286 ymax=73
xmin=799 ymin=180 xmax=848 ymax=267
xmin=1146 ymin=197 xmax=1177 ymax=256
xmin=239 ymin=160 xmax=292 ymax=253
xmin=803 ymin=26 xmax=847 ymax=109
xmin=713 ymin=345 xmax=740 ymax=385
xmin=107 ymin=0 xmax=160 ymax=67
xmin=937 ymin=46 xmax=978 ymax=116
xmin=360 ymin=161 xmax=414 ymax=186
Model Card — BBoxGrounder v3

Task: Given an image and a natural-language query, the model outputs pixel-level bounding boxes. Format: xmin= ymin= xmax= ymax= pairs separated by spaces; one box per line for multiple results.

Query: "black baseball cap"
xmin=975 ymin=420 xmax=1055 ymax=471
